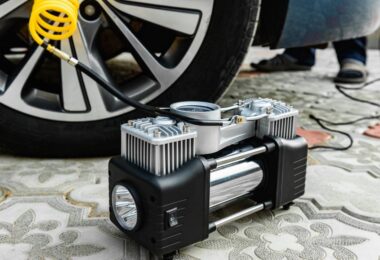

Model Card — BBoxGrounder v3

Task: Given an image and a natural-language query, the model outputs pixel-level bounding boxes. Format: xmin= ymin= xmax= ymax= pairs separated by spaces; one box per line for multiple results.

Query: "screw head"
xmin=153 ymin=129 xmax=161 ymax=138
xmin=236 ymin=116 xmax=246 ymax=124
xmin=265 ymin=106 xmax=273 ymax=114
xmin=183 ymin=125 xmax=191 ymax=133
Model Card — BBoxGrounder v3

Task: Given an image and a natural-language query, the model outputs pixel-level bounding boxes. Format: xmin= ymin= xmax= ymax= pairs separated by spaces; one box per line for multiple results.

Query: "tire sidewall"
xmin=0 ymin=0 xmax=259 ymax=157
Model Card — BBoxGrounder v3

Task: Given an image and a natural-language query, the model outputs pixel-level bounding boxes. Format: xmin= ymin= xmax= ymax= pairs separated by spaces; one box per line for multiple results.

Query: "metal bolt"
xmin=265 ymin=106 xmax=273 ymax=115
xmin=236 ymin=116 xmax=246 ymax=124
xmin=153 ymin=129 xmax=161 ymax=138
xmin=84 ymin=5 xmax=96 ymax=17
xmin=183 ymin=125 xmax=191 ymax=133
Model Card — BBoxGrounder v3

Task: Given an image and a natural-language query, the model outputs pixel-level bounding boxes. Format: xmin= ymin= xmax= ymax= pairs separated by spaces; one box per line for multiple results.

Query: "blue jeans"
xmin=284 ymin=37 xmax=367 ymax=67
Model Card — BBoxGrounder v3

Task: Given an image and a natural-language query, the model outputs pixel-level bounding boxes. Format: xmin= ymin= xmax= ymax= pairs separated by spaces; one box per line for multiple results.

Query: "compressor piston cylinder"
xmin=208 ymin=146 xmax=265 ymax=211
xmin=108 ymin=98 xmax=308 ymax=257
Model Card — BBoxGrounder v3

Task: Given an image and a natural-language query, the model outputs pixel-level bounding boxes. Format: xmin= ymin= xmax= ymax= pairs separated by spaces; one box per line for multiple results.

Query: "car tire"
xmin=0 ymin=0 xmax=261 ymax=157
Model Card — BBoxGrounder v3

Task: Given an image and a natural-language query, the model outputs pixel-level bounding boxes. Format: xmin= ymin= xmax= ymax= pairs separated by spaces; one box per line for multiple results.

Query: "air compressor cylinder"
xmin=209 ymin=160 xmax=263 ymax=211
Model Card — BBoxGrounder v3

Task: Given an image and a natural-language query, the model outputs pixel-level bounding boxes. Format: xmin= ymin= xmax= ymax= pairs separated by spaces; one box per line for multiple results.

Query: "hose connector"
xmin=45 ymin=42 xmax=78 ymax=66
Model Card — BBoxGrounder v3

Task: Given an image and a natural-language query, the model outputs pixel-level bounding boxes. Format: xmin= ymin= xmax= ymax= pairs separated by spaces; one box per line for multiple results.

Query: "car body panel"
xmin=255 ymin=0 xmax=380 ymax=48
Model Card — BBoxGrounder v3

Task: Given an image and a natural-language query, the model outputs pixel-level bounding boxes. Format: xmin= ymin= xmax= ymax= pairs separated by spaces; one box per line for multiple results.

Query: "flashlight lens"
xmin=112 ymin=185 xmax=139 ymax=231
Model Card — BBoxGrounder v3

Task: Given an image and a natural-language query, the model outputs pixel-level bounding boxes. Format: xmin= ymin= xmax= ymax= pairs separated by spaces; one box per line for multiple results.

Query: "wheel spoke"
xmin=107 ymin=0 xmax=201 ymax=35
xmin=71 ymin=19 xmax=112 ymax=114
xmin=0 ymin=0 xmax=28 ymax=19
xmin=99 ymin=1 xmax=171 ymax=87
xmin=108 ymin=0 xmax=209 ymax=13
xmin=0 ymin=47 xmax=44 ymax=100
xmin=60 ymin=39 xmax=87 ymax=112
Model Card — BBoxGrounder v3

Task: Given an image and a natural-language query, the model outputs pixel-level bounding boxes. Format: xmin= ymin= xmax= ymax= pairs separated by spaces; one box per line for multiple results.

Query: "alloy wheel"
xmin=0 ymin=0 xmax=214 ymax=121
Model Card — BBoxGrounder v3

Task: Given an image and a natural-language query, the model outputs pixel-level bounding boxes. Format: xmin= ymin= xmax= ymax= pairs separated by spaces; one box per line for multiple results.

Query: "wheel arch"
xmin=252 ymin=0 xmax=290 ymax=48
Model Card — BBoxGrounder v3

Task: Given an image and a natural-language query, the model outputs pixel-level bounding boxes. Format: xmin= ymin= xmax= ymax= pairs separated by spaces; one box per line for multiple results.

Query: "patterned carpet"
xmin=0 ymin=48 xmax=380 ymax=260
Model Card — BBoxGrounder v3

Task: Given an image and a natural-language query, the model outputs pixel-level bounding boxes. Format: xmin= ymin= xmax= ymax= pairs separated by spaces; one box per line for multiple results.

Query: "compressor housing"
xmin=109 ymin=98 xmax=308 ymax=257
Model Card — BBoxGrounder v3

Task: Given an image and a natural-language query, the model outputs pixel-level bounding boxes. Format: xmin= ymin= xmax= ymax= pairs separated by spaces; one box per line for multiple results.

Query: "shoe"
xmin=334 ymin=59 xmax=368 ymax=84
xmin=250 ymin=54 xmax=313 ymax=72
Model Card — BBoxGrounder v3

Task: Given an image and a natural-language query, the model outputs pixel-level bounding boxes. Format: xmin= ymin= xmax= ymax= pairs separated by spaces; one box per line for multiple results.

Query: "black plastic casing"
xmin=109 ymin=157 xmax=211 ymax=256
xmin=108 ymin=136 xmax=308 ymax=256
xmin=253 ymin=136 xmax=308 ymax=208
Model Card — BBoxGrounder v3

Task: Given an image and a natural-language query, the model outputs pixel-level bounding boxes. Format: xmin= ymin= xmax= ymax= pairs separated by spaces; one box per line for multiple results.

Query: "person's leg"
xmin=250 ymin=47 xmax=316 ymax=72
xmin=333 ymin=37 xmax=368 ymax=84
xmin=333 ymin=37 xmax=367 ymax=65
xmin=284 ymin=47 xmax=316 ymax=67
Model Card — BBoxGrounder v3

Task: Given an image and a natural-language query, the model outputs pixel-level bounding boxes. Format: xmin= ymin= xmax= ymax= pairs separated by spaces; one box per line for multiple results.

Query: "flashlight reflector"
xmin=112 ymin=185 xmax=139 ymax=231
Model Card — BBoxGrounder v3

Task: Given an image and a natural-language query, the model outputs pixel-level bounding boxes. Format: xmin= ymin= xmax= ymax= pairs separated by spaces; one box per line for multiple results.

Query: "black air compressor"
xmin=108 ymin=98 xmax=308 ymax=257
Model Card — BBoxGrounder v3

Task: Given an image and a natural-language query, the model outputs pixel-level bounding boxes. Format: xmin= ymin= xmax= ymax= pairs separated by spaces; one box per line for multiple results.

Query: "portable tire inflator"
xmin=28 ymin=1 xmax=308 ymax=258
xmin=109 ymin=100 xmax=308 ymax=257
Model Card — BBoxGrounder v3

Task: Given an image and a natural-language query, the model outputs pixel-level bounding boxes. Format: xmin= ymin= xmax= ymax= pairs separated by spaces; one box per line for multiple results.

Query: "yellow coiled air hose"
xmin=29 ymin=0 xmax=79 ymax=62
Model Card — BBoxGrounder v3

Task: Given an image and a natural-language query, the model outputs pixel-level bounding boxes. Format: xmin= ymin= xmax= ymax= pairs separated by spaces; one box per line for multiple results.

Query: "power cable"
xmin=309 ymin=36 xmax=380 ymax=150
